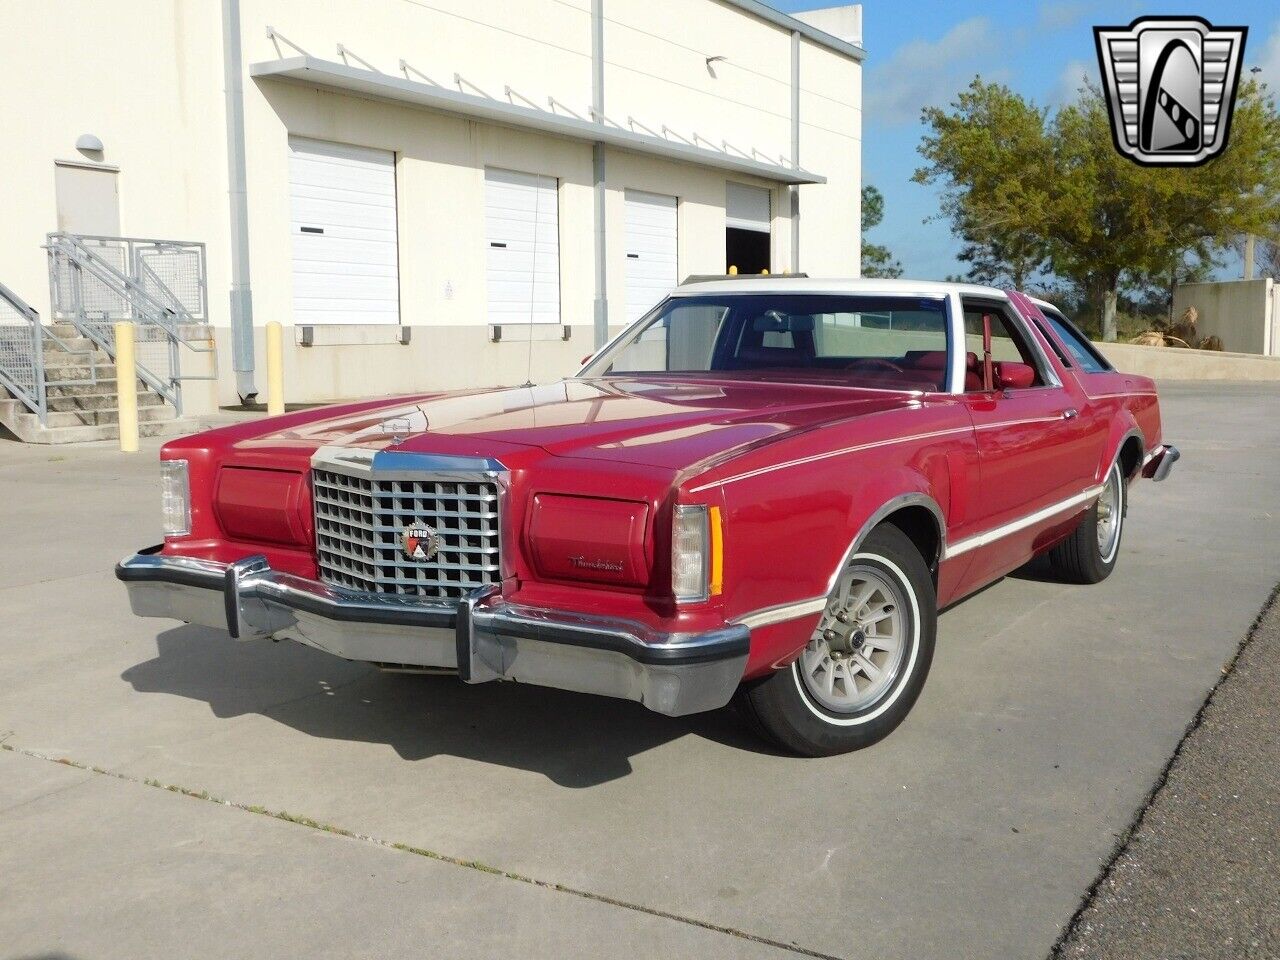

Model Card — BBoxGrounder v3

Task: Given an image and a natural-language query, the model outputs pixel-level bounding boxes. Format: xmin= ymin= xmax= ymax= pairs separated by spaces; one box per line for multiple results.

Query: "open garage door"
xmin=288 ymin=137 xmax=400 ymax=326
xmin=624 ymin=191 xmax=678 ymax=323
xmin=726 ymin=182 xmax=771 ymax=275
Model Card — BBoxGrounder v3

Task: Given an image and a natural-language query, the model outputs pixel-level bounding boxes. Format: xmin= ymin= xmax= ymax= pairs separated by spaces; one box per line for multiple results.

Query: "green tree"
xmin=915 ymin=79 xmax=1280 ymax=339
xmin=861 ymin=184 xmax=903 ymax=278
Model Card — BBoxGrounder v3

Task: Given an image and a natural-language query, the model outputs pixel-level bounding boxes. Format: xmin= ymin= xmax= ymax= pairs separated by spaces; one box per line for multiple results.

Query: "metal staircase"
xmin=0 ymin=234 xmax=216 ymax=444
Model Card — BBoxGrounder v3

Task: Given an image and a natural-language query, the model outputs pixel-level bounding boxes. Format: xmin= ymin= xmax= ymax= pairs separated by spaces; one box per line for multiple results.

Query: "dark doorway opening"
xmin=726 ymin=228 xmax=770 ymax=275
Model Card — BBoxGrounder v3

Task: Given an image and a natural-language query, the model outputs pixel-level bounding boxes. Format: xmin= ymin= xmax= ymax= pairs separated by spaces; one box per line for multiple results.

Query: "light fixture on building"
xmin=75 ymin=133 xmax=105 ymax=156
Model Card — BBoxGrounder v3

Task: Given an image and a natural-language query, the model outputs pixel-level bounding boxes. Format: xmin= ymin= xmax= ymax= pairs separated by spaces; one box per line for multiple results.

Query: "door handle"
xmin=1061 ymin=408 xmax=1079 ymax=420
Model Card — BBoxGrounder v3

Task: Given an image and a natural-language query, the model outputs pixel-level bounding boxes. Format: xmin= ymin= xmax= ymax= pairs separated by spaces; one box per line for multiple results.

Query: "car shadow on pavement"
xmin=1005 ymin=553 xmax=1068 ymax=584
xmin=121 ymin=626 xmax=773 ymax=788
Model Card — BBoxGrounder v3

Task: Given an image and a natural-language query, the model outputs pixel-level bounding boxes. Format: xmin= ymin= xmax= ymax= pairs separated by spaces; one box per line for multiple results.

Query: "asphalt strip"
xmin=1052 ymin=583 xmax=1280 ymax=959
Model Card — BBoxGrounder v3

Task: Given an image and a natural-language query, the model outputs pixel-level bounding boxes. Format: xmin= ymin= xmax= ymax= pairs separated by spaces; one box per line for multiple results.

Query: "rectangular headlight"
xmin=672 ymin=504 xmax=722 ymax=602
xmin=160 ymin=459 xmax=191 ymax=538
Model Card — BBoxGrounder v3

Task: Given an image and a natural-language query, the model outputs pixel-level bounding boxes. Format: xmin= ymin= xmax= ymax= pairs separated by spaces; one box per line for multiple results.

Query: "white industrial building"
xmin=0 ymin=0 xmax=864 ymax=439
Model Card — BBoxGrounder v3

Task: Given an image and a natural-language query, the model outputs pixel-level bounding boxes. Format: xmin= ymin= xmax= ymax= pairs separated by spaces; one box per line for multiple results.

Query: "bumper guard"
xmin=1142 ymin=443 xmax=1180 ymax=482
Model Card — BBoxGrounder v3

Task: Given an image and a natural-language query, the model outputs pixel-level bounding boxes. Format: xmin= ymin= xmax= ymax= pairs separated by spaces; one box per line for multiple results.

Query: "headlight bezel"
xmin=160 ymin=458 xmax=191 ymax=538
xmin=671 ymin=503 xmax=723 ymax=603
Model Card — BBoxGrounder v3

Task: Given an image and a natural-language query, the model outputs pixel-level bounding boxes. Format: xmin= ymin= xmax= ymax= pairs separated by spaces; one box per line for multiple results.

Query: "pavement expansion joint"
xmin=0 ymin=739 xmax=845 ymax=960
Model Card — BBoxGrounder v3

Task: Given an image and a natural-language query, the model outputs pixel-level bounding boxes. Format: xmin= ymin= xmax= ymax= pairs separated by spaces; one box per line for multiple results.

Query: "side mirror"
xmin=994 ymin=361 xmax=1036 ymax=390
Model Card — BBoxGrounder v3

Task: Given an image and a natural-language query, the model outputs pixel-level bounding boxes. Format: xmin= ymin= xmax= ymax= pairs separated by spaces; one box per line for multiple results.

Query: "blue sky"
xmin=769 ymin=1 xmax=1280 ymax=280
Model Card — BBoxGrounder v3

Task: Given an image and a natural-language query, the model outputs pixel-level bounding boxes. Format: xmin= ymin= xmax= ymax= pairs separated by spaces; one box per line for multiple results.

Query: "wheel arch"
xmin=1105 ymin=424 xmax=1146 ymax=482
xmin=1117 ymin=433 xmax=1144 ymax=480
xmin=835 ymin=492 xmax=946 ymax=588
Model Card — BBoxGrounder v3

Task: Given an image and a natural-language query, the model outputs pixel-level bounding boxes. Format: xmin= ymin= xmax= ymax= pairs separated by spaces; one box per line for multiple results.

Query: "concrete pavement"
xmin=1056 ymin=591 xmax=1280 ymax=959
xmin=2 ymin=381 xmax=1278 ymax=959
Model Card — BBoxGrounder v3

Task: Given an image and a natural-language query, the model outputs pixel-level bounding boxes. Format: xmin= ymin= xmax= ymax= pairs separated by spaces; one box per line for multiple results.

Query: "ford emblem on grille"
xmin=402 ymin=525 xmax=441 ymax=562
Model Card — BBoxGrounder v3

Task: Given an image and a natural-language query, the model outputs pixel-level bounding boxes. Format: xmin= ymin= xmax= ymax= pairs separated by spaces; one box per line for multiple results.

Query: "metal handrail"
xmin=49 ymin=232 xmax=209 ymax=320
xmin=46 ymin=233 xmax=217 ymax=416
xmin=0 ymin=280 xmax=98 ymax=426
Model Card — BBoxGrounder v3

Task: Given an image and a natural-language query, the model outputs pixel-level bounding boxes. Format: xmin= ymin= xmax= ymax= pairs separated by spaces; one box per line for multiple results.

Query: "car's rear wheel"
xmin=736 ymin=524 xmax=936 ymax=756
xmin=1046 ymin=461 xmax=1125 ymax=584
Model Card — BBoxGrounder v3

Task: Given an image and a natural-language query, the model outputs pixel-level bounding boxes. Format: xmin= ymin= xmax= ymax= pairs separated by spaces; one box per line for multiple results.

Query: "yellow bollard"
xmin=265 ymin=320 xmax=285 ymax=416
xmin=114 ymin=321 xmax=139 ymax=453
xmin=728 ymin=264 xmax=738 ymax=275
xmin=761 ymin=268 xmax=770 ymax=275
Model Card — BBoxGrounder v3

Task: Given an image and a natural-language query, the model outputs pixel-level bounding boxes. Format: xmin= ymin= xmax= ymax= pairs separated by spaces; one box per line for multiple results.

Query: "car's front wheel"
xmin=736 ymin=524 xmax=936 ymax=756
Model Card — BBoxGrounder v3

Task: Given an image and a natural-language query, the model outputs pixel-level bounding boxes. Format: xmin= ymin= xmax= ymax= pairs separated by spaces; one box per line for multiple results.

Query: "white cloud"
xmin=865 ymin=18 xmax=1005 ymax=127
xmin=1034 ymin=1 xmax=1096 ymax=34
xmin=1052 ymin=59 xmax=1094 ymax=107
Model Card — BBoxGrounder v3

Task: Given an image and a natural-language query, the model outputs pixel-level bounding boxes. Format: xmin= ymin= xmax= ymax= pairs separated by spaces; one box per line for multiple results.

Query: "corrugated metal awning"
xmin=249 ymin=56 xmax=826 ymax=186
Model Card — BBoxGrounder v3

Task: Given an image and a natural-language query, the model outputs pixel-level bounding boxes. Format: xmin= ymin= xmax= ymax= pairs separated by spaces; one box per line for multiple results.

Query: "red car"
xmin=118 ymin=279 xmax=1177 ymax=755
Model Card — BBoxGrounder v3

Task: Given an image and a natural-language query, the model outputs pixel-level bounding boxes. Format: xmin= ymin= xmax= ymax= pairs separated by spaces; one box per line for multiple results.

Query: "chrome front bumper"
xmin=116 ymin=547 xmax=749 ymax=717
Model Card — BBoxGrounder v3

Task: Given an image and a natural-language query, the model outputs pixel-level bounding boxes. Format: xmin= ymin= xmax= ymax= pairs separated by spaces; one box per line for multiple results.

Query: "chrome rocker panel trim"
xmin=116 ymin=547 xmax=749 ymax=717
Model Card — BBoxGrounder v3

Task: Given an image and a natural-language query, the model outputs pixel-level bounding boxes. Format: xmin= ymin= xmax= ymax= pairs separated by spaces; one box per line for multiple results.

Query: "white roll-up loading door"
xmin=289 ymin=137 xmax=400 ymax=325
xmin=485 ymin=168 xmax=561 ymax=325
xmin=726 ymin=182 xmax=771 ymax=233
xmin=624 ymin=190 xmax=678 ymax=323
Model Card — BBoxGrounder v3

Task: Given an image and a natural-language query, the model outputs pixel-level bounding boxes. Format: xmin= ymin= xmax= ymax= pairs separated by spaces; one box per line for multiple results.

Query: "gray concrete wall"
xmin=1100 ymin=341 xmax=1280 ymax=381
xmin=1172 ymin=279 xmax=1275 ymax=356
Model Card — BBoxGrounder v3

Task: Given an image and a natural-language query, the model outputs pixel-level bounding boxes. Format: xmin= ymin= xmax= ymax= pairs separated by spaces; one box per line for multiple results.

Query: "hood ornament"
xmin=380 ymin=417 xmax=412 ymax=444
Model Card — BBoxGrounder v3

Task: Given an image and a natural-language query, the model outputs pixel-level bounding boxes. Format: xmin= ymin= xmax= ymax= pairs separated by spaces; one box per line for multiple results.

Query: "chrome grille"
xmin=312 ymin=466 xmax=501 ymax=599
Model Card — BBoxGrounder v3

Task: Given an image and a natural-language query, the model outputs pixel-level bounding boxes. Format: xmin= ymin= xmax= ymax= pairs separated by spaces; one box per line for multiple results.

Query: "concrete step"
xmin=41 ymin=335 xmax=96 ymax=353
xmin=46 ymin=391 xmax=165 ymax=413
xmin=47 ymin=322 xmax=84 ymax=339
xmin=44 ymin=377 xmax=126 ymax=397
xmin=44 ymin=363 xmax=117 ymax=382
xmin=1 ymin=411 xmax=197 ymax=445
xmin=42 ymin=350 xmax=112 ymax=369
xmin=19 ymin=404 xmax=176 ymax=429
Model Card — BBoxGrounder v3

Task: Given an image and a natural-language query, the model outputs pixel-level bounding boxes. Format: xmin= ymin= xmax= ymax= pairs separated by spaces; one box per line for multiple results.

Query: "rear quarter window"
xmin=1042 ymin=310 xmax=1112 ymax=373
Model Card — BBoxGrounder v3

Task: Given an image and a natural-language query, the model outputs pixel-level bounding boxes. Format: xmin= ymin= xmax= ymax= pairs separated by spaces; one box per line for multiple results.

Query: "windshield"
xmin=580 ymin=293 xmax=952 ymax=391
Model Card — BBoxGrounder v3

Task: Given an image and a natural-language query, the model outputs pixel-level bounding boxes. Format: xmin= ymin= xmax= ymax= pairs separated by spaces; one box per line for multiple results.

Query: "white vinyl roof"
xmin=671 ymin=277 xmax=1007 ymax=299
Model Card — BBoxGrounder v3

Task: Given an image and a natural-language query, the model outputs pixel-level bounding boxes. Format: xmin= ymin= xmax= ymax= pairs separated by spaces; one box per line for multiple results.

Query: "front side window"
xmin=583 ymin=294 xmax=952 ymax=391
xmin=1042 ymin=310 xmax=1112 ymax=373
xmin=961 ymin=303 xmax=1048 ymax=390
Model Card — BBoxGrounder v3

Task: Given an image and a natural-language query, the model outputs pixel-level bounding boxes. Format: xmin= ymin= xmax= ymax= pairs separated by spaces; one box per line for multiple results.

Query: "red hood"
xmin=226 ymin=377 xmax=917 ymax=471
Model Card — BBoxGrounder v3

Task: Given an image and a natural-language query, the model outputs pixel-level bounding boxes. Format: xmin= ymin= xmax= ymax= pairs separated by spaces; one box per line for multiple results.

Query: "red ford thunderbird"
xmin=117 ymin=279 xmax=1177 ymax=755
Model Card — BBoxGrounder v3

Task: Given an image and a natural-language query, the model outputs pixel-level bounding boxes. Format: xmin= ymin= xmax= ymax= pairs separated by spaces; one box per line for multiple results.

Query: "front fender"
xmin=725 ymin=464 xmax=947 ymax=676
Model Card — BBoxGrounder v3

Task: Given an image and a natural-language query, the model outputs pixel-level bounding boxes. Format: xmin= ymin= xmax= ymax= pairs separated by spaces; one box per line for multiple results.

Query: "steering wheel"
xmin=847 ymin=357 xmax=905 ymax=375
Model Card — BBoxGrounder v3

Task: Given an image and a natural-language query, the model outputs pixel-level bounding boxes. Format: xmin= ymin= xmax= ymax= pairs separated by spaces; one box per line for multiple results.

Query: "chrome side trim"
xmin=974 ymin=415 xmax=1065 ymax=431
xmin=688 ymin=427 xmax=972 ymax=492
xmin=1081 ymin=391 xmax=1159 ymax=401
xmin=733 ymin=597 xmax=828 ymax=630
xmin=943 ymin=485 xmax=1104 ymax=560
